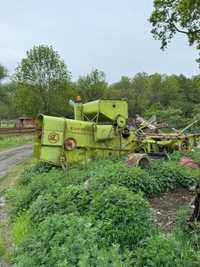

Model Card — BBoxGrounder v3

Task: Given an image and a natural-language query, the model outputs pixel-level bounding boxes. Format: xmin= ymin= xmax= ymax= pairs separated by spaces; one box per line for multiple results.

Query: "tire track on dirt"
xmin=0 ymin=144 xmax=33 ymax=178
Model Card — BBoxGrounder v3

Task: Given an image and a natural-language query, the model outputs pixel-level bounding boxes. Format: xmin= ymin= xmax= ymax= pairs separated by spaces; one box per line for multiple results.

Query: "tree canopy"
xmin=1 ymin=43 xmax=200 ymax=130
xmin=77 ymin=69 xmax=107 ymax=102
xmin=15 ymin=45 xmax=73 ymax=116
xmin=150 ymin=0 xmax=200 ymax=63
xmin=0 ymin=64 xmax=7 ymax=82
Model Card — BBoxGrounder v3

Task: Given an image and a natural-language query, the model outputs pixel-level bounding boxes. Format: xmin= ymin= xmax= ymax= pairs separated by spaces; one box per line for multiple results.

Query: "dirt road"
xmin=0 ymin=144 xmax=33 ymax=177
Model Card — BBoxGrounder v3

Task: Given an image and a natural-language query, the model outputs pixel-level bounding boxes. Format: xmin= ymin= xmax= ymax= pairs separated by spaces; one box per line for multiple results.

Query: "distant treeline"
xmin=0 ymin=45 xmax=200 ymax=130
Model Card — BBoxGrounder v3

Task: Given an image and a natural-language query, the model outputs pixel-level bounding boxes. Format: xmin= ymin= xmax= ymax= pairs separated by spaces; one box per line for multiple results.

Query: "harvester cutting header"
xmin=34 ymin=98 xmax=200 ymax=167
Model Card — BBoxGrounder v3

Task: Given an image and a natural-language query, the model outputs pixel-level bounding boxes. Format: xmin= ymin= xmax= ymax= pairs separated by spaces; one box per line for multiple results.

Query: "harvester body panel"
xmin=34 ymin=99 xmax=200 ymax=166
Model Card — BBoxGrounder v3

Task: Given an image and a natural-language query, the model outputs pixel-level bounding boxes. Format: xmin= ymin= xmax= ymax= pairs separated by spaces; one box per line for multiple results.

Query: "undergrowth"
xmin=6 ymin=151 xmax=200 ymax=266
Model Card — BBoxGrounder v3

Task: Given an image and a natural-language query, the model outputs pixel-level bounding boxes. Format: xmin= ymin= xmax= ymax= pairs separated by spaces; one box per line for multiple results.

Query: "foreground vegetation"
xmin=4 ymin=150 xmax=200 ymax=266
xmin=0 ymin=159 xmax=33 ymax=266
xmin=0 ymin=135 xmax=33 ymax=151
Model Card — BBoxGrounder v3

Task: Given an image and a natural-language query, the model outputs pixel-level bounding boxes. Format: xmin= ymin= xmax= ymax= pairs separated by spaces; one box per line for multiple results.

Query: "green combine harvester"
xmin=34 ymin=99 xmax=200 ymax=167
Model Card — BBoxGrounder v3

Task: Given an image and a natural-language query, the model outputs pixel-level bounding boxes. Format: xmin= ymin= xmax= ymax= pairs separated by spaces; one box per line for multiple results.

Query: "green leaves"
xmin=0 ymin=64 xmax=7 ymax=82
xmin=90 ymin=185 xmax=155 ymax=249
xmin=77 ymin=69 xmax=107 ymax=102
xmin=150 ymin=0 xmax=200 ymax=68
xmin=6 ymin=153 xmax=200 ymax=266
xmin=15 ymin=45 xmax=70 ymax=86
xmin=133 ymin=233 xmax=200 ymax=267
xmin=14 ymin=45 xmax=73 ymax=116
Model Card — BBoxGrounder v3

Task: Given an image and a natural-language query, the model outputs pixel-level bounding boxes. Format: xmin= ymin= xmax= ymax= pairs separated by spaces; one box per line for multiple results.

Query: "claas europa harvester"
xmin=34 ymin=99 xmax=200 ymax=167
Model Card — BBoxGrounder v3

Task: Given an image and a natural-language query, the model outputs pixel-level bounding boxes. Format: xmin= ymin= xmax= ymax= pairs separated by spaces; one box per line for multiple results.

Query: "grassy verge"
xmin=0 ymin=159 xmax=34 ymax=194
xmin=0 ymin=135 xmax=34 ymax=151
xmin=0 ymin=159 xmax=33 ymax=265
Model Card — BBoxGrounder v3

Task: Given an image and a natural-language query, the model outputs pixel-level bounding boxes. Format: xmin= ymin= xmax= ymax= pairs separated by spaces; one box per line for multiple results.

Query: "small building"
xmin=15 ymin=117 xmax=35 ymax=129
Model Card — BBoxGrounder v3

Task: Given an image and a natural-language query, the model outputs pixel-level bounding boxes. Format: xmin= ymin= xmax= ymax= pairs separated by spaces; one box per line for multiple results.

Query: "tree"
xmin=0 ymin=64 xmax=7 ymax=100
xmin=108 ymin=73 xmax=150 ymax=116
xmin=77 ymin=69 xmax=107 ymax=101
xmin=0 ymin=82 xmax=18 ymax=119
xmin=15 ymin=45 xmax=72 ymax=116
xmin=150 ymin=0 xmax=200 ymax=62
xmin=0 ymin=64 xmax=7 ymax=82
xmin=0 ymin=64 xmax=9 ymax=119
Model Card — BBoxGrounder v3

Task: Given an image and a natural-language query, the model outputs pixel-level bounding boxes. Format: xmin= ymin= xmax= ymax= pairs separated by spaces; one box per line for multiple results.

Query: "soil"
xmin=150 ymin=188 xmax=194 ymax=231
xmin=0 ymin=144 xmax=33 ymax=177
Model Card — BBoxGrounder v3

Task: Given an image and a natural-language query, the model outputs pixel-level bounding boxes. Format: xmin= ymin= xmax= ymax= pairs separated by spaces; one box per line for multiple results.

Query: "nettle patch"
xmin=6 ymin=153 xmax=200 ymax=266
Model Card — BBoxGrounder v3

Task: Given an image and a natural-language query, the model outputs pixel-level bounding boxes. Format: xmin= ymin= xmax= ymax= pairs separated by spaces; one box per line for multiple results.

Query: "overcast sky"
xmin=0 ymin=0 xmax=199 ymax=82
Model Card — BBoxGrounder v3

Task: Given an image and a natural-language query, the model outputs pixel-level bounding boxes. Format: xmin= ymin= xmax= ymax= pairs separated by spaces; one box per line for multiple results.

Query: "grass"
xmin=0 ymin=135 xmax=34 ymax=151
xmin=0 ymin=159 xmax=34 ymax=194
xmin=0 ymin=158 xmax=33 ymax=265
xmin=0 ymin=224 xmax=6 ymax=258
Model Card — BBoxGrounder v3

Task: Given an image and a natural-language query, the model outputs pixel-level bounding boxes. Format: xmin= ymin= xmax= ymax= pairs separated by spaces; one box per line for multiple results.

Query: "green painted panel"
xmin=94 ymin=125 xmax=115 ymax=141
xmin=82 ymin=99 xmax=128 ymax=121
xmin=40 ymin=146 xmax=62 ymax=165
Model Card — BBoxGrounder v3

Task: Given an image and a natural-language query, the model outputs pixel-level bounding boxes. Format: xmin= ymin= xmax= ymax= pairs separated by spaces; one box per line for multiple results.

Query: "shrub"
xmin=0 ymin=225 xmax=5 ymax=258
xmin=175 ymin=208 xmax=200 ymax=250
xmin=17 ymin=161 xmax=57 ymax=186
xmin=11 ymin=212 xmax=32 ymax=245
xmin=8 ymin=154 xmax=200 ymax=266
xmin=90 ymin=185 xmax=155 ymax=249
xmin=78 ymin=245 xmax=133 ymax=267
xmin=170 ymin=149 xmax=200 ymax=164
xmin=67 ymin=159 xmax=199 ymax=197
xmin=7 ymin=170 xmax=66 ymax=219
xmin=148 ymin=160 xmax=199 ymax=192
xmin=29 ymin=185 xmax=91 ymax=223
xmin=132 ymin=233 xmax=200 ymax=267
xmin=6 ymin=187 xmax=32 ymax=219
xmin=13 ymin=214 xmax=99 ymax=267
xmin=89 ymin=161 xmax=159 ymax=196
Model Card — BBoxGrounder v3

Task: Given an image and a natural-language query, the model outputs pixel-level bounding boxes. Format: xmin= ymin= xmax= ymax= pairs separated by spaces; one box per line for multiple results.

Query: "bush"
xmin=170 ymin=149 xmax=200 ymax=164
xmin=132 ymin=233 xmax=200 ymax=267
xmin=7 ymin=170 xmax=66 ymax=219
xmin=13 ymin=214 xmax=98 ymax=267
xmin=175 ymin=208 xmax=200 ymax=251
xmin=67 ymin=159 xmax=199 ymax=197
xmin=0 ymin=225 xmax=5 ymax=258
xmin=88 ymin=161 xmax=159 ymax=196
xmin=6 ymin=186 xmax=32 ymax=219
xmin=11 ymin=212 xmax=32 ymax=245
xmin=13 ymin=213 xmax=134 ymax=267
xmin=17 ymin=161 xmax=57 ymax=186
xmin=8 ymin=154 xmax=200 ymax=266
xmin=148 ymin=160 xmax=199 ymax=192
xmin=78 ymin=245 xmax=133 ymax=267
xmin=90 ymin=185 xmax=155 ymax=249
xmin=29 ymin=185 xmax=91 ymax=223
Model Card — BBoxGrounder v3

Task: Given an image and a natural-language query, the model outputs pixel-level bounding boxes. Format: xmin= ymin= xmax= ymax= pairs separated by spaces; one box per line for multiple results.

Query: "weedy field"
xmin=0 ymin=135 xmax=33 ymax=151
xmin=3 ymin=150 xmax=200 ymax=266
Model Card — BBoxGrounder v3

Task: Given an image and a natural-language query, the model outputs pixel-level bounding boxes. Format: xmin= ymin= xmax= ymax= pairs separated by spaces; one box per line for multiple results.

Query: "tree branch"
xmin=174 ymin=24 xmax=200 ymax=35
